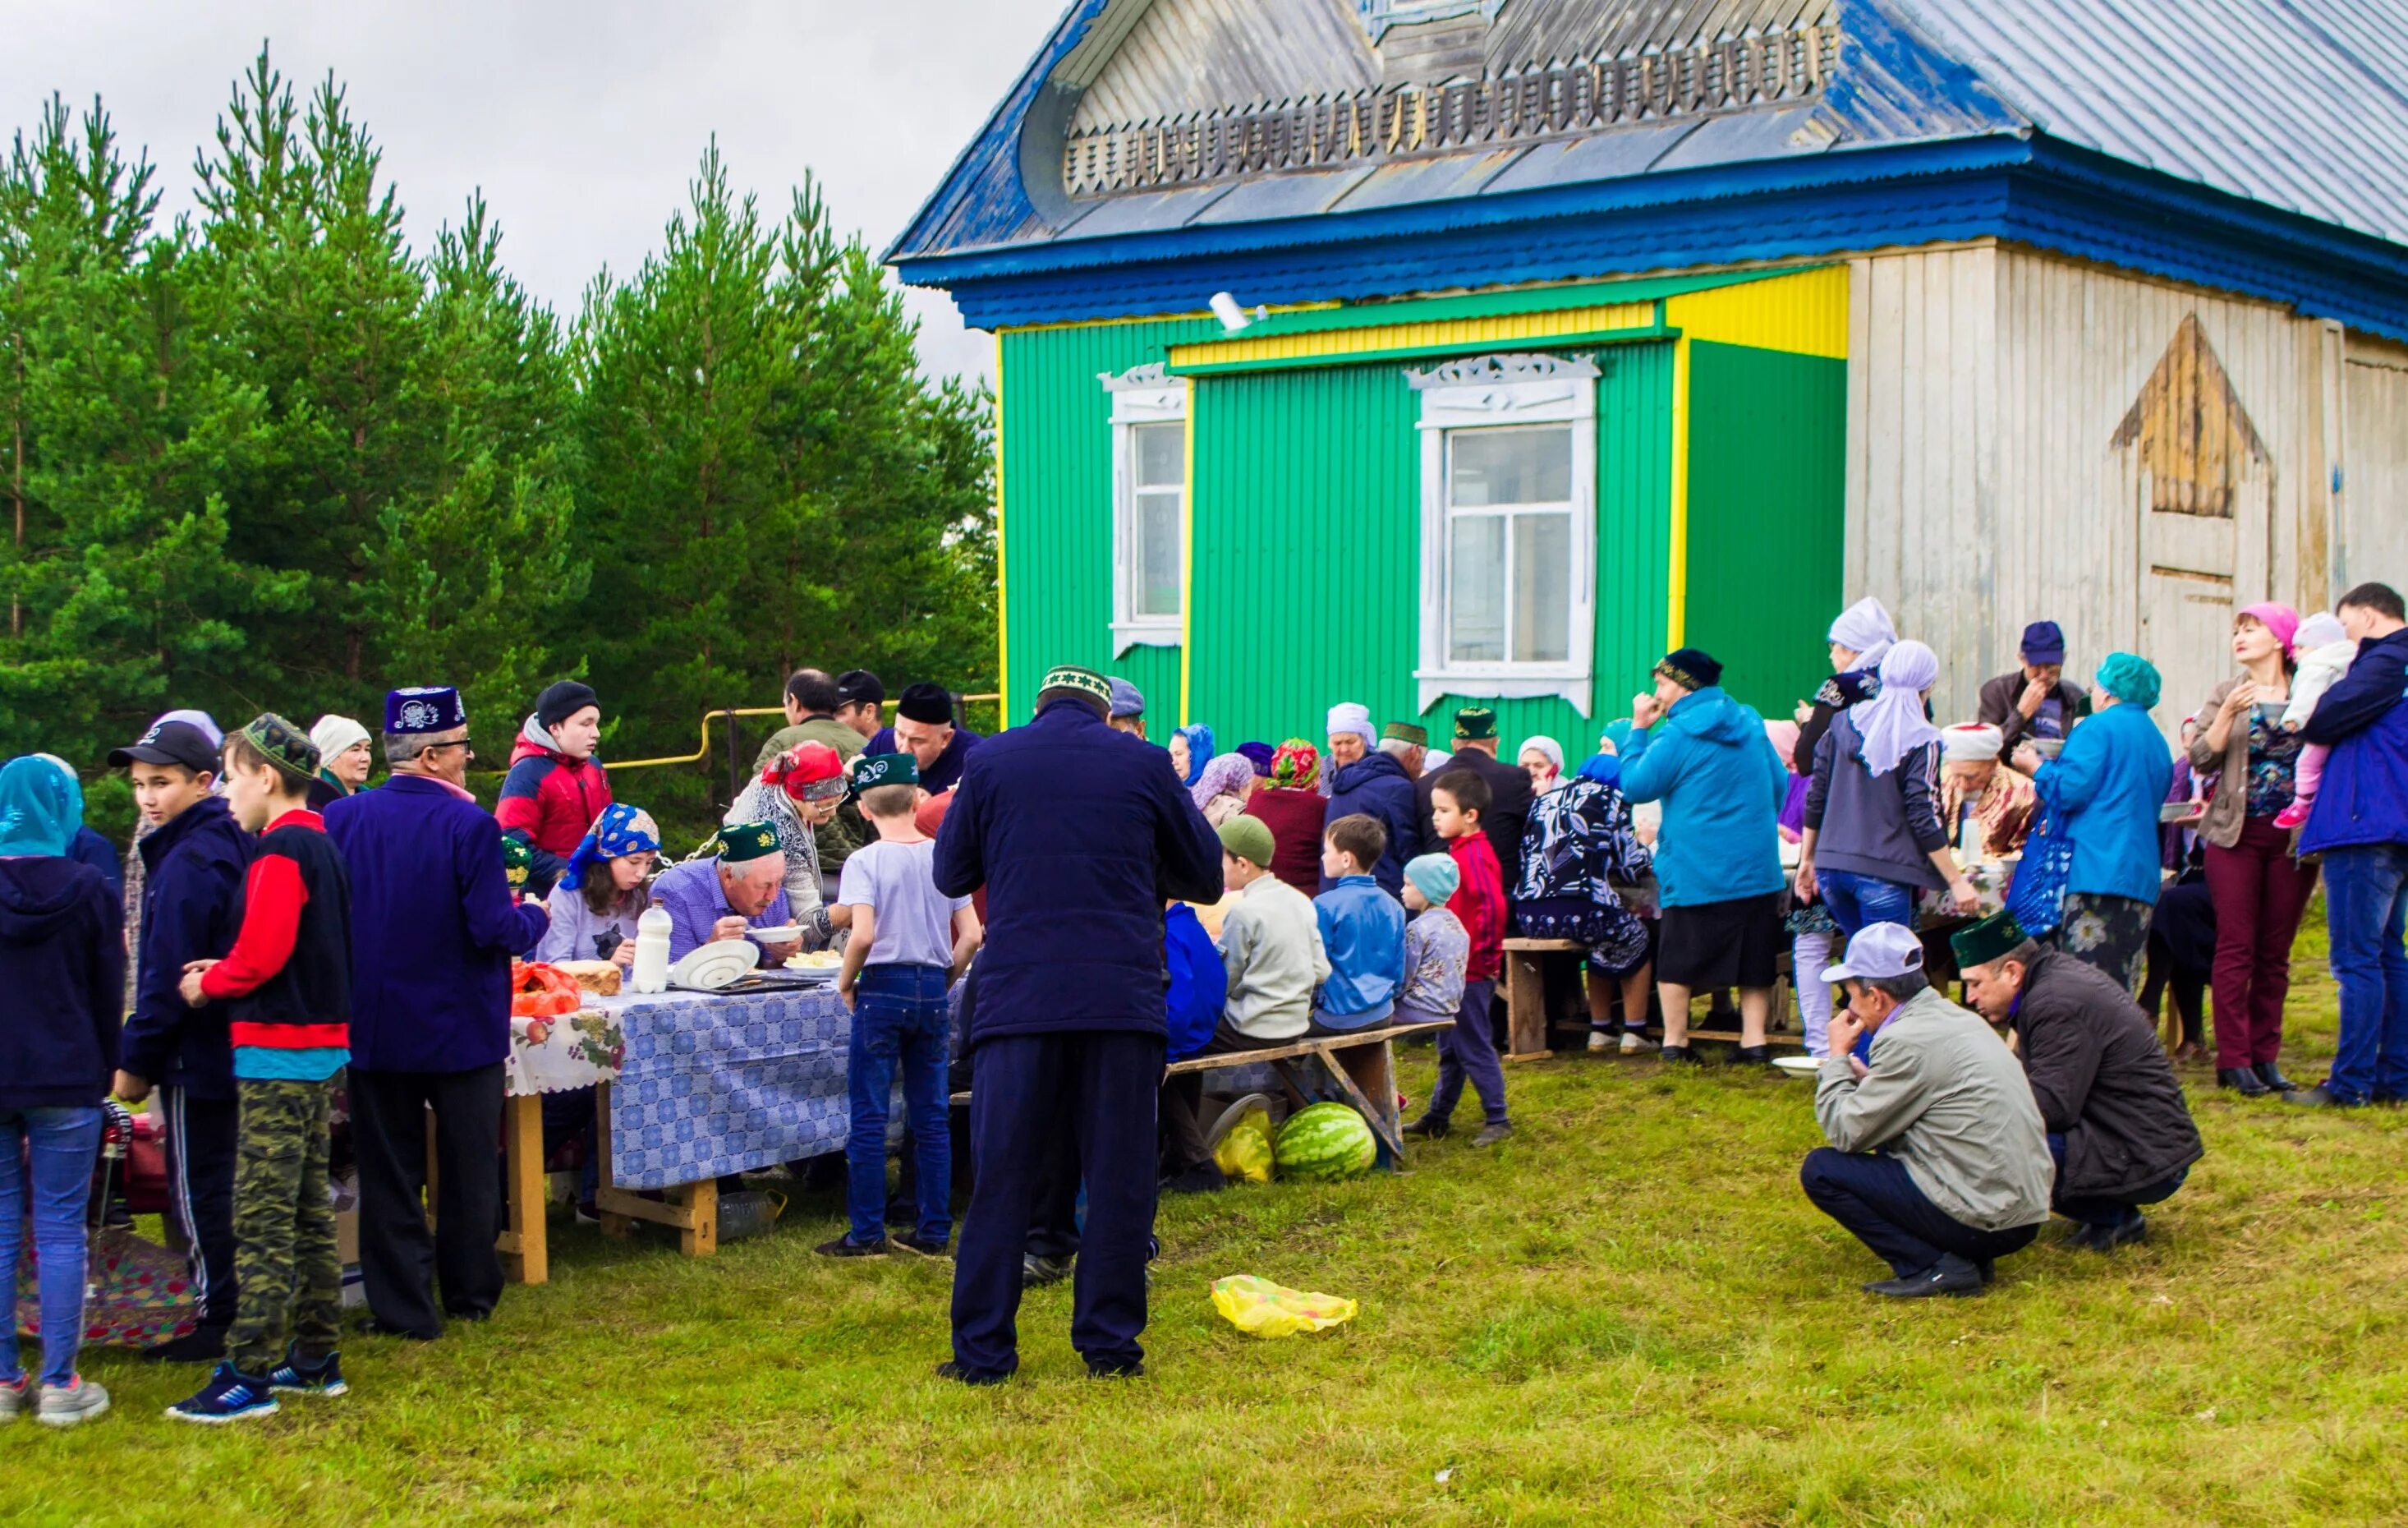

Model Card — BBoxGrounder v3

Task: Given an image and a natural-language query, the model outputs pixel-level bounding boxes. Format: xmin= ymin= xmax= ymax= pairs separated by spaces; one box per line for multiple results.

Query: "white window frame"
xmin=1408 ymin=353 xmax=1598 ymax=717
xmin=1100 ymin=362 xmax=1188 ymax=656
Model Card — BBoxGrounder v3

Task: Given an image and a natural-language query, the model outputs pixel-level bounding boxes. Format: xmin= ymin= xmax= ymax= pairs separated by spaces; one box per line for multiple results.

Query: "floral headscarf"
xmin=1190 ymin=752 xmax=1253 ymax=811
xmin=561 ymin=803 xmax=662 ymax=891
xmin=1269 ymin=738 xmax=1321 ymax=792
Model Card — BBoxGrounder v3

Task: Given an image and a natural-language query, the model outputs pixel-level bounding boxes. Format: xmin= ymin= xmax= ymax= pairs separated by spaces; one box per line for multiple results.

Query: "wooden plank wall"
xmin=2343 ymin=334 xmax=2408 ymax=596
xmin=1843 ymin=242 xmax=2384 ymax=733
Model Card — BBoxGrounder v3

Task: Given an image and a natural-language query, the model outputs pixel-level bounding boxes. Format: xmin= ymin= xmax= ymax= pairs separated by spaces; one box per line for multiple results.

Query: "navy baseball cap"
xmin=2020 ymin=620 xmax=2066 ymax=665
xmin=108 ymin=720 xmax=220 ymax=774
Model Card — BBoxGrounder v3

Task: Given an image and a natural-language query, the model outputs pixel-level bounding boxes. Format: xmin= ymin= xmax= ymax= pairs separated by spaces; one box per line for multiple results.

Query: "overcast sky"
xmin=0 ymin=1 xmax=1068 ymax=381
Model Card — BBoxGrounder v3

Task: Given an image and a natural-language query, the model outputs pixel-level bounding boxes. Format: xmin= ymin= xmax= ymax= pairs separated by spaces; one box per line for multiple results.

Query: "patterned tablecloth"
xmin=506 ymin=1006 xmax=628 ymax=1098
xmin=586 ymin=983 xmax=853 ymax=1191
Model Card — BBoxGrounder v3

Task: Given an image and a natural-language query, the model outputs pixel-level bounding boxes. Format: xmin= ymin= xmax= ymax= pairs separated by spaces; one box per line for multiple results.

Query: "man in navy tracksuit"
xmin=326 ymin=686 xmax=550 ymax=1339
xmin=108 ymin=716 xmax=252 ymax=1363
xmin=934 ymin=665 xmax=1223 ymax=1383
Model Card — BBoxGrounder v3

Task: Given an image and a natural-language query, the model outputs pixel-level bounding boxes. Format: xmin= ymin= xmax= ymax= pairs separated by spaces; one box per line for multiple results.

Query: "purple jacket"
xmin=649 ymin=858 xmax=793 ymax=964
xmin=325 ymin=775 xmax=550 ymax=1073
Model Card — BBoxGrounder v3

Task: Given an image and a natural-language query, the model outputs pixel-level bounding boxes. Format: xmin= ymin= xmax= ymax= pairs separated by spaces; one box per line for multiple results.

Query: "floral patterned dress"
xmin=1513 ymin=778 xmax=1653 ymax=973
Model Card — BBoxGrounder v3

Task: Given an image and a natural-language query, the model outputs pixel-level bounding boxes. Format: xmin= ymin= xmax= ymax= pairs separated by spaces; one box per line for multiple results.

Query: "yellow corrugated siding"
xmin=1167 ymin=301 xmax=1659 ymax=369
xmin=1665 ymin=265 xmax=1850 ymax=358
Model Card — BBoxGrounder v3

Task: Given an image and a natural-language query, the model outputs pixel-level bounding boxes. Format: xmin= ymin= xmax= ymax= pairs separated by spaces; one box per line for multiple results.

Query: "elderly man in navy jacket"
xmin=326 ymin=687 xmax=549 ymax=1339
xmin=934 ymin=664 xmax=1223 ymax=1383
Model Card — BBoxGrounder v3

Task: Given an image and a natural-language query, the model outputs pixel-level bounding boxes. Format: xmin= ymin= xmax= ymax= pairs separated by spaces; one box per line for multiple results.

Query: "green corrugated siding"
xmin=1683 ymin=340 xmax=1847 ymax=719
xmin=998 ymin=316 xmax=1220 ymax=724
xmin=1185 ymin=344 xmax=1675 ymax=755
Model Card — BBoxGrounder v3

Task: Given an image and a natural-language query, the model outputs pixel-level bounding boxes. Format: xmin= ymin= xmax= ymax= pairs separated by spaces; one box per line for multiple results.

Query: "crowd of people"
xmin=6 ymin=578 xmax=2407 ymax=1416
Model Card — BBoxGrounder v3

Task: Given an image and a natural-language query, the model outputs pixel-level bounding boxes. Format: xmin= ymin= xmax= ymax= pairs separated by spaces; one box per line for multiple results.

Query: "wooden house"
xmin=890 ymin=0 xmax=2408 ymax=741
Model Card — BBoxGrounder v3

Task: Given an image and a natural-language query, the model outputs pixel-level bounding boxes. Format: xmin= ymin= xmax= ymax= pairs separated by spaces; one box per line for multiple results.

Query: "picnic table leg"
xmin=1314 ymin=1043 xmax=1408 ymax=1170
xmin=671 ymin=1178 xmax=718 ymax=1258
xmin=498 ymin=1093 xmax=547 ymax=1286
xmin=1505 ymin=946 xmax=1552 ymax=1061
xmin=593 ymin=1084 xmax=633 ymax=1240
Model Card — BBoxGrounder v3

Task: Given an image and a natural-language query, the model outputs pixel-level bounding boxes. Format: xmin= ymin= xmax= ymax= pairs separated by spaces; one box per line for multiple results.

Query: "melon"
xmin=1273 ymin=1102 xmax=1377 ymax=1181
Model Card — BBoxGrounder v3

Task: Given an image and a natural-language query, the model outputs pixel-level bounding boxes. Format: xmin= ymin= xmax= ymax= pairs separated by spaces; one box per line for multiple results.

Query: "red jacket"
xmin=497 ymin=727 xmax=612 ymax=893
xmin=1445 ymin=831 xmax=1506 ymax=983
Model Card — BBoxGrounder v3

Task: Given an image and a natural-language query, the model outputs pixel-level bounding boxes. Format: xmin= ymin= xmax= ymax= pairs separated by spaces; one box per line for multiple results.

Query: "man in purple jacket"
xmin=325 ymin=687 xmax=549 ymax=1338
xmin=2294 ymin=583 xmax=2408 ymax=1108
xmin=932 ymin=665 xmax=1223 ymax=1384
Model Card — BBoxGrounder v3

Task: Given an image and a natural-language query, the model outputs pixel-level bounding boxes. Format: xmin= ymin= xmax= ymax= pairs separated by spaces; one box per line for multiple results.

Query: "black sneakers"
xmin=1863 ymin=1253 xmax=1985 ymax=1298
xmin=2217 ymin=1067 xmax=2269 ymax=1097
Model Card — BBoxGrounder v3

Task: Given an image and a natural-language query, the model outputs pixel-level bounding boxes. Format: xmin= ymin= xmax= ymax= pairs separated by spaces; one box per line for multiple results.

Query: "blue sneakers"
xmin=165 ymin=1363 xmax=280 ymax=1424
xmin=265 ymin=1347 xmax=349 ymax=1397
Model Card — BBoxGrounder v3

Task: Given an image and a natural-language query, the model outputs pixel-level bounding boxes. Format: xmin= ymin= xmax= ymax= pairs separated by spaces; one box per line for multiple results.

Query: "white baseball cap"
xmin=1820 ymin=923 xmax=1926 ymax=984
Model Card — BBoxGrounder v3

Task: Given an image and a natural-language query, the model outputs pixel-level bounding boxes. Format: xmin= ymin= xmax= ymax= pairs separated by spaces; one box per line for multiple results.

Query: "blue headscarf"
xmin=2094 ymin=651 xmax=2162 ymax=711
xmin=0 ymin=754 xmax=84 ymax=858
xmin=1600 ymin=719 xmax=1634 ymax=753
xmin=1576 ymin=751 xmax=1621 ymax=788
xmin=1173 ymin=723 xmax=1215 ymax=787
xmin=560 ymin=803 xmax=661 ymax=891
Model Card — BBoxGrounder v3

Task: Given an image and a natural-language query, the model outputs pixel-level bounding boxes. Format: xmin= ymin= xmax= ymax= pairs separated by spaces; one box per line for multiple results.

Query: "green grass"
xmin=11 ymin=909 xmax=2407 ymax=1525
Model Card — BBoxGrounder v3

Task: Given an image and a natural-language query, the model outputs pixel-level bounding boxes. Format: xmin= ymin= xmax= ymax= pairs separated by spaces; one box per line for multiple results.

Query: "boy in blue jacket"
xmin=1312 ymin=814 xmax=1406 ymax=1032
xmin=108 ymin=714 xmax=252 ymax=1363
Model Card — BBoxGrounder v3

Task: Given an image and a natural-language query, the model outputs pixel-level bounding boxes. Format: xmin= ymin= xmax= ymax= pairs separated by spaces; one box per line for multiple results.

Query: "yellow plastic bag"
xmin=1210 ymin=1275 xmax=1358 ymax=1339
xmin=1212 ymin=1102 xmax=1275 ymax=1185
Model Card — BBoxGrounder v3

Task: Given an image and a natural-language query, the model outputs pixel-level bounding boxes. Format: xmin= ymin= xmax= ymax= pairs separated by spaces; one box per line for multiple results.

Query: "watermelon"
xmin=1273 ymin=1102 xmax=1377 ymax=1181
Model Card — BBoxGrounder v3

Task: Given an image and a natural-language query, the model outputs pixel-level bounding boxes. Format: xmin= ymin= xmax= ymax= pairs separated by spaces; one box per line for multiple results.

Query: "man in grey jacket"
xmin=1800 ymin=923 xmax=2054 ymax=1297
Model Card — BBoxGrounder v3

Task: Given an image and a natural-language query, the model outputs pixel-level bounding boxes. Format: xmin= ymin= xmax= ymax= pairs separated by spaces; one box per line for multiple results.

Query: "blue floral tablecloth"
xmin=588 ymin=983 xmax=852 ymax=1190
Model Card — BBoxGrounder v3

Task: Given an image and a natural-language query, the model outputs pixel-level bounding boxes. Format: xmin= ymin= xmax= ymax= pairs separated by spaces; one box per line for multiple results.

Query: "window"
xmin=1101 ymin=363 xmax=1188 ymax=654
xmin=1410 ymin=354 xmax=1597 ymax=716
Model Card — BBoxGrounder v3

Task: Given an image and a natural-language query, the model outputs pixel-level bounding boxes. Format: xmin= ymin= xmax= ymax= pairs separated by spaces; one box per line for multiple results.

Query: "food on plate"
xmin=554 ymin=959 xmax=623 ymax=996
xmin=785 ymin=951 xmax=842 ymax=969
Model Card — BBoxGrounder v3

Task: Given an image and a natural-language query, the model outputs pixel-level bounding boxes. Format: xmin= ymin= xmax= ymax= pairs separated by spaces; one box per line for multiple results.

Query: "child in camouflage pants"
xmin=168 ymin=716 xmax=356 ymax=1423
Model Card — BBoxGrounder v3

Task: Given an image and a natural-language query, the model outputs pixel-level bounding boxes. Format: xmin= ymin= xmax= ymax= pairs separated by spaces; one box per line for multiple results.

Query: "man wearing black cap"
xmin=932 ymin=663 xmax=1222 ymax=1384
xmin=834 ymin=670 xmax=886 ymax=743
xmin=1413 ymin=706 xmax=1532 ymax=891
xmin=1978 ymin=621 xmax=2089 ymax=755
xmin=871 ymin=683 xmax=983 ymax=796
xmin=109 ymin=716 xmax=253 ymax=1360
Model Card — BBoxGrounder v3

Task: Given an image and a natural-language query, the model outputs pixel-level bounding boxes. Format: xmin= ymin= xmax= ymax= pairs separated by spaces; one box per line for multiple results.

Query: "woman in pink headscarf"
xmin=2188 ymin=601 xmax=2317 ymax=1098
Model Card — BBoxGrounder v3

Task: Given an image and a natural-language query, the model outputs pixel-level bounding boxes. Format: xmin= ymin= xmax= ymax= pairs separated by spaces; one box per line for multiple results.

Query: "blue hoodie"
xmin=1618 ymin=686 xmax=1790 ymax=908
xmin=0 ymin=857 xmax=123 ymax=1110
xmin=1164 ymin=902 xmax=1226 ymax=1061
xmin=1324 ymin=750 xmax=1419 ymax=895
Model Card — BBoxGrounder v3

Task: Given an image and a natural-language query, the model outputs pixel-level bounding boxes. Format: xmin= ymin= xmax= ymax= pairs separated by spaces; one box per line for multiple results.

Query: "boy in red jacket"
xmin=1404 ymin=768 xmax=1512 ymax=1145
xmin=166 ymin=716 xmax=354 ymax=1424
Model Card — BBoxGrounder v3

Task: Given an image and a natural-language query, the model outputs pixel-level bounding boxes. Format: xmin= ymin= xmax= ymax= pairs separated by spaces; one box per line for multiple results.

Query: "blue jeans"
xmin=2322 ymin=845 xmax=2408 ymax=1103
xmin=0 ymin=1106 xmax=102 ymax=1387
xmin=847 ymin=964 xmax=954 ymax=1245
xmin=1816 ymin=868 xmax=1917 ymax=939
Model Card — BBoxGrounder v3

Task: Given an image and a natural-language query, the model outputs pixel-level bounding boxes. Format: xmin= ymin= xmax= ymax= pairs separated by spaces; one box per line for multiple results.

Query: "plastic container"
xmin=630 ymin=905 xmax=673 ymax=994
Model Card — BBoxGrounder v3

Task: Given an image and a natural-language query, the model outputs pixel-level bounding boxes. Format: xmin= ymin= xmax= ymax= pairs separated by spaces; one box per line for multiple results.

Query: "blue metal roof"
xmin=887 ymin=0 xmax=2408 ymax=336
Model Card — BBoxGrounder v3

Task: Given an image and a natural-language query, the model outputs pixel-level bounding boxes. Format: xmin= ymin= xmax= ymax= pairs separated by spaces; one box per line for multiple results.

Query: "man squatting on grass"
xmin=1799 ymin=923 xmax=2055 ymax=1298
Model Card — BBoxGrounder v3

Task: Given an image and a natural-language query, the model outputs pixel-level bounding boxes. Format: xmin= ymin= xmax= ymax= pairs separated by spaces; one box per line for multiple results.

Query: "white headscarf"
xmin=1941 ymin=723 xmax=2004 ymax=763
xmin=1853 ymin=640 xmax=1944 ymax=776
xmin=310 ymin=715 xmax=371 ymax=764
xmin=1827 ymin=597 xmax=1897 ymax=672
xmin=1325 ymin=702 xmax=1376 ymax=750
xmin=1516 ymin=735 xmax=1565 ymax=793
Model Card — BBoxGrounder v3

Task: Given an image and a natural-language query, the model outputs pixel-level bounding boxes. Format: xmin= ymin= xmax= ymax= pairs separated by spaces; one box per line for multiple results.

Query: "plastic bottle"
xmin=631 ymin=905 xmax=673 ymax=994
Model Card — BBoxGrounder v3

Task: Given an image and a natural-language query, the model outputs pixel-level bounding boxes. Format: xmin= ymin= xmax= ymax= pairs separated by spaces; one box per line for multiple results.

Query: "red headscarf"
xmin=763 ymin=742 xmax=845 ymax=803
xmin=1269 ymin=738 xmax=1321 ymax=792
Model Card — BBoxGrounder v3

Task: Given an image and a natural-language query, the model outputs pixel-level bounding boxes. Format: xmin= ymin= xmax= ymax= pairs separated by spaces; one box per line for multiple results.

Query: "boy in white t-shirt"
xmin=821 ymin=754 xmax=982 ymax=1259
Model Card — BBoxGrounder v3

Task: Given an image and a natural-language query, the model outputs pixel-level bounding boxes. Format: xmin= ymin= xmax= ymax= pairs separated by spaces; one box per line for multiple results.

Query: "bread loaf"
xmin=556 ymin=960 xmax=623 ymax=996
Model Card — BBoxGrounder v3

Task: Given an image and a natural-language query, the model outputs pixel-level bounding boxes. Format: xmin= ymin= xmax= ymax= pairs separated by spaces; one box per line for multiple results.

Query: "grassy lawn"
xmin=11 ymin=908 xmax=2406 ymax=1525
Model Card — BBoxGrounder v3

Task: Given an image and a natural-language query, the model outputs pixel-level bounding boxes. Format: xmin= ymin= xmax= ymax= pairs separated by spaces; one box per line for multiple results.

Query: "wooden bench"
xmin=950 ymin=1019 xmax=1454 ymax=1170
xmin=1500 ymin=937 xmax=1801 ymax=1056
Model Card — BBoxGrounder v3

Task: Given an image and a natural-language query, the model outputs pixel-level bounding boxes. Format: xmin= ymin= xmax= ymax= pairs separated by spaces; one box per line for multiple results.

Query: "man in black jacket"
xmin=1955 ymin=913 xmax=2204 ymax=1250
xmin=933 ymin=664 xmax=1223 ymax=1383
xmin=1975 ymin=620 xmax=2089 ymax=757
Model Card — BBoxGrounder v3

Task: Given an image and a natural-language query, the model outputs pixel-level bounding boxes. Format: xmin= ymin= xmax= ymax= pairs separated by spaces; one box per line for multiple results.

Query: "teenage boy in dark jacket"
xmin=932 ymin=665 xmax=1223 ymax=1384
xmin=1955 ymin=914 xmax=2204 ymax=1250
xmin=166 ymin=716 xmax=356 ymax=1424
xmin=108 ymin=715 xmax=251 ymax=1362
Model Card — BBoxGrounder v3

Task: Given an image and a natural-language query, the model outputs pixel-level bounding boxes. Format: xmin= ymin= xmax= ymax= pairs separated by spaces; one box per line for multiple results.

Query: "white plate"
xmin=748 ymin=925 xmax=803 ymax=943
xmin=1772 ymin=1055 xmax=1823 ymax=1077
xmin=780 ymin=965 xmax=840 ymax=983
xmin=667 ymin=941 xmax=761 ymax=992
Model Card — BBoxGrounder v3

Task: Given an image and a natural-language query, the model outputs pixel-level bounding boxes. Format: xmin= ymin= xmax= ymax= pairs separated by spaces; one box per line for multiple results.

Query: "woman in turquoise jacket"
xmin=2013 ymin=652 xmax=2174 ymax=996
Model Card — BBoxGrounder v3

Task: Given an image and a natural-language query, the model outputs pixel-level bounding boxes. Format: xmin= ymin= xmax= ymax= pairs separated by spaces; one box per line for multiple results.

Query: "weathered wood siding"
xmin=2344 ymin=334 xmax=2408 ymax=594
xmin=1846 ymin=242 xmax=2390 ymax=731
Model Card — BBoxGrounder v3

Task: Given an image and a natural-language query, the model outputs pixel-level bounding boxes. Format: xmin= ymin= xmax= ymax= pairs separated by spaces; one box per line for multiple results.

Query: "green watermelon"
xmin=1274 ymin=1102 xmax=1378 ymax=1181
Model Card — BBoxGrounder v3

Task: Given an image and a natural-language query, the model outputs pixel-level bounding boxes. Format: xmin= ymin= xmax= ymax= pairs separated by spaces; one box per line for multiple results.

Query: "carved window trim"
xmin=1101 ymin=363 xmax=1188 ymax=656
